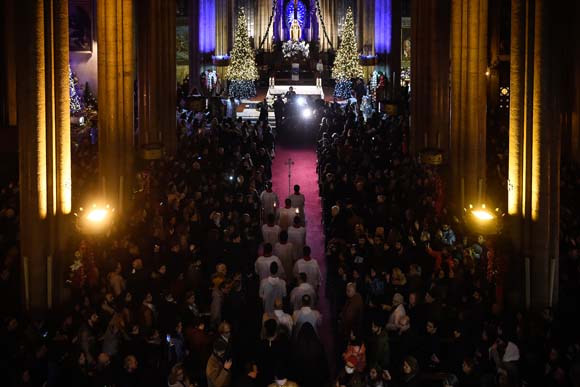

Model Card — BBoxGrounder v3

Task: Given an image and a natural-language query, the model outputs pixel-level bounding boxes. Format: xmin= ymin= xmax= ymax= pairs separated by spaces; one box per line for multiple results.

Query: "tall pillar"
xmin=137 ymin=0 xmax=177 ymax=155
xmin=410 ymin=0 xmax=451 ymax=155
xmin=508 ymin=0 xmax=560 ymax=310
xmin=560 ymin=0 xmax=580 ymax=162
xmin=374 ymin=0 xmax=401 ymax=97
xmin=1 ymin=0 xmax=17 ymax=126
xmin=449 ymin=0 xmax=488 ymax=207
xmin=256 ymin=0 xmax=273 ymax=51
xmin=389 ymin=0 xmax=401 ymax=101
xmin=16 ymin=0 xmax=72 ymax=314
xmin=320 ymin=0 xmax=337 ymax=51
xmin=97 ymin=0 xmax=135 ymax=214
xmin=189 ymin=0 xmax=201 ymax=89
xmin=215 ymin=0 xmax=231 ymax=56
xmin=357 ymin=0 xmax=375 ymax=54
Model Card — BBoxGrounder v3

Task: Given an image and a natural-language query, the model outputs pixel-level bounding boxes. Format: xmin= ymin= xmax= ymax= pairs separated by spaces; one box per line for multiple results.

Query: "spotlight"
xmin=302 ymin=108 xmax=312 ymax=119
xmin=297 ymin=96 xmax=307 ymax=106
xmin=463 ymin=203 xmax=504 ymax=235
xmin=229 ymin=175 xmax=234 ymax=181
xmin=86 ymin=208 xmax=109 ymax=222
xmin=471 ymin=210 xmax=494 ymax=221
xmin=75 ymin=203 xmax=114 ymax=234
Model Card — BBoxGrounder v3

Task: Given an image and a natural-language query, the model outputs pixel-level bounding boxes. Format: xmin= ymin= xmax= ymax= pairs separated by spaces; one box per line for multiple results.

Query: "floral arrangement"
xmin=282 ymin=40 xmax=310 ymax=59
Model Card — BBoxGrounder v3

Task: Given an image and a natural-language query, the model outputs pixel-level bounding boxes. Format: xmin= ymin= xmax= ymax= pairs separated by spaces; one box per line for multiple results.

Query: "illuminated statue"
xmin=290 ymin=19 xmax=302 ymax=41
xmin=290 ymin=0 xmax=302 ymax=41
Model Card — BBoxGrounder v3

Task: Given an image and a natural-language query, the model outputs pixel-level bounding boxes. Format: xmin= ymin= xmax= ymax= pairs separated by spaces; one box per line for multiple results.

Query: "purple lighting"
xmin=375 ymin=0 xmax=392 ymax=54
xmin=199 ymin=0 xmax=216 ymax=53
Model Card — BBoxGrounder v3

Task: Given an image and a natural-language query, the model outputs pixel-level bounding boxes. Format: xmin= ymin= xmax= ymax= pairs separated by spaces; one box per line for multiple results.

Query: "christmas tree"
xmin=69 ymin=66 xmax=82 ymax=113
xmin=226 ymin=8 xmax=258 ymax=99
xmin=332 ymin=7 xmax=363 ymax=98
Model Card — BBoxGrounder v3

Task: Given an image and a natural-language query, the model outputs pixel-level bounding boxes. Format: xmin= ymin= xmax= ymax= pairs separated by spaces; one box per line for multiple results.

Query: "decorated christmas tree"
xmin=225 ymin=8 xmax=258 ymax=99
xmin=69 ymin=66 xmax=82 ymax=113
xmin=332 ymin=7 xmax=363 ymax=98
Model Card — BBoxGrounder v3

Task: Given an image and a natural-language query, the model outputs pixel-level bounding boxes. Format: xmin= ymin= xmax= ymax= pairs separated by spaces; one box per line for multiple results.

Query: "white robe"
xmin=288 ymin=193 xmax=306 ymax=224
xmin=273 ymin=242 xmax=296 ymax=281
xmin=260 ymin=190 xmax=279 ymax=220
xmin=255 ymin=255 xmax=285 ymax=281
xmin=290 ymin=282 xmax=317 ymax=311
xmin=259 ymin=276 xmax=287 ymax=314
xmin=278 ymin=206 xmax=298 ymax=231
xmin=287 ymin=225 xmax=306 ymax=258
xmin=262 ymin=224 xmax=281 ymax=246
xmin=293 ymin=258 xmax=321 ymax=290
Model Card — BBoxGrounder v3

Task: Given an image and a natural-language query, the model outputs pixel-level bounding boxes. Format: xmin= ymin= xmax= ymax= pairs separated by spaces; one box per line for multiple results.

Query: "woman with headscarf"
xmin=396 ymin=356 xmax=419 ymax=387
xmin=291 ymin=322 xmax=329 ymax=387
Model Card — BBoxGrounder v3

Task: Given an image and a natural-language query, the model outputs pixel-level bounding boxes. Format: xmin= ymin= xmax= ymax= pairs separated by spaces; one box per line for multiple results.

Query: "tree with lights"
xmin=69 ymin=66 xmax=82 ymax=113
xmin=332 ymin=7 xmax=363 ymax=98
xmin=226 ymin=8 xmax=258 ymax=99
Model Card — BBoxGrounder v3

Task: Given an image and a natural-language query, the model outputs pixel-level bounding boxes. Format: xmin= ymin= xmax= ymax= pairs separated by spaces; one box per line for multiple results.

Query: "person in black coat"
xmin=256 ymin=319 xmax=290 ymax=387
xmin=291 ymin=322 xmax=330 ymax=387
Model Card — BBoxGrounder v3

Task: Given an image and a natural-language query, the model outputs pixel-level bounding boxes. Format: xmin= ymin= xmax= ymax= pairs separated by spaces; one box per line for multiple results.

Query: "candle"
xmin=273 ymin=202 xmax=276 ymax=208
xmin=295 ymin=208 xmax=299 ymax=214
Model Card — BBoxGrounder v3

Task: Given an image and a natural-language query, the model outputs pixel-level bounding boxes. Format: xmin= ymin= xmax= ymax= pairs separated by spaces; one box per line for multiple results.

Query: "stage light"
xmin=75 ymin=203 xmax=114 ymax=234
xmin=463 ymin=203 xmax=504 ymax=235
xmin=86 ymin=208 xmax=108 ymax=222
xmin=471 ymin=209 xmax=494 ymax=221
xmin=297 ymin=96 xmax=307 ymax=106
xmin=302 ymin=108 xmax=312 ymax=119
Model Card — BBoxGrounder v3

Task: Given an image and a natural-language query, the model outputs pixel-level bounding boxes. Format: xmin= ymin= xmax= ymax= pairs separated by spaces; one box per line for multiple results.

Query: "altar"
xmin=266 ymin=83 xmax=324 ymax=103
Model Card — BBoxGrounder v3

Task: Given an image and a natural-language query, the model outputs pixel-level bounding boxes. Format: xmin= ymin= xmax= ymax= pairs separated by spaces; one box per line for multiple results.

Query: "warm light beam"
xmin=471 ymin=209 xmax=495 ymax=221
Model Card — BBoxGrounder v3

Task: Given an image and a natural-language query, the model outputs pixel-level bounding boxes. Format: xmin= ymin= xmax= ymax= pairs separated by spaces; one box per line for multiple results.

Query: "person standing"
xmin=278 ymin=199 xmax=298 ymax=231
xmin=259 ymin=98 xmax=269 ymax=123
xmin=287 ymin=216 xmax=306 ymax=259
xmin=288 ymin=185 xmax=306 ymax=225
xmin=290 ymin=272 xmax=317 ymax=311
xmin=293 ymin=246 xmax=321 ymax=292
xmin=259 ymin=262 xmax=287 ymax=314
xmin=273 ymin=95 xmax=285 ymax=127
xmin=273 ymin=231 xmax=296 ymax=283
xmin=339 ymin=283 xmax=364 ymax=342
xmin=260 ymin=182 xmax=279 ymax=222
xmin=255 ymin=244 xmax=285 ymax=281
xmin=206 ymin=340 xmax=232 ymax=387
xmin=293 ymin=294 xmax=322 ymax=336
xmin=262 ymin=214 xmax=281 ymax=247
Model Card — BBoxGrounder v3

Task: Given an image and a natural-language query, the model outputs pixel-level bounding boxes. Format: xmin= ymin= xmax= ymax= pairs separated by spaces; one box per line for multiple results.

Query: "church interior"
xmin=1 ymin=0 xmax=580 ymax=386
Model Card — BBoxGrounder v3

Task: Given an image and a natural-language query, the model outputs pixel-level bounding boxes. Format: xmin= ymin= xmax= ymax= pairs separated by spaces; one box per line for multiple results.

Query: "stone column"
xmin=1 ymin=0 xmax=17 ymax=126
xmin=137 ymin=0 xmax=177 ymax=155
xmin=215 ymin=0 xmax=231 ymax=56
xmin=507 ymin=0 xmax=561 ymax=310
xmin=449 ymin=0 xmax=488 ymax=207
xmin=256 ymin=0 xmax=273 ymax=51
xmin=320 ymin=0 xmax=337 ymax=51
xmin=97 ymin=0 xmax=135 ymax=214
xmin=189 ymin=0 xmax=200 ymax=89
xmin=560 ymin=0 xmax=580 ymax=162
xmin=16 ymin=0 xmax=72 ymax=314
xmin=410 ymin=0 xmax=451 ymax=155
xmin=389 ymin=0 xmax=402 ymax=101
xmin=357 ymin=0 xmax=375 ymax=54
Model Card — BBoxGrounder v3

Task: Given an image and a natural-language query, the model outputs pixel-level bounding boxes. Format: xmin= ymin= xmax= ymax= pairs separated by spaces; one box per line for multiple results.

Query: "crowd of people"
xmin=0 ymin=76 xmax=580 ymax=387
xmin=315 ymin=101 xmax=580 ymax=387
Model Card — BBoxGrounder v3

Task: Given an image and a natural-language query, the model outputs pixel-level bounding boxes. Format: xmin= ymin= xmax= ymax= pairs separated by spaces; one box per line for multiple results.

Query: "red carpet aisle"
xmin=270 ymin=146 xmax=335 ymax=375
